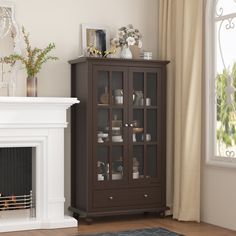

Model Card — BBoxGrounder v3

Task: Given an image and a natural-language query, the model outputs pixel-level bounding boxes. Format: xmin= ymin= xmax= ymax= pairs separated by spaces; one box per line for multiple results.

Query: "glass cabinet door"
xmin=130 ymin=69 xmax=161 ymax=182
xmin=93 ymin=66 xmax=128 ymax=184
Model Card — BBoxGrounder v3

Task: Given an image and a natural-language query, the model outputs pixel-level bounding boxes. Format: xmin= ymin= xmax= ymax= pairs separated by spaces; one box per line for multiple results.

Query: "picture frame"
xmin=82 ymin=24 xmax=110 ymax=55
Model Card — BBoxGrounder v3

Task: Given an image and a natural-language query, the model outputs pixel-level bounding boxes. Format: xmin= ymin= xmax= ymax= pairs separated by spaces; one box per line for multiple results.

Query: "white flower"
xmin=127 ymin=24 xmax=133 ymax=29
xmin=111 ymin=38 xmax=120 ymax=47
xmin=138 ymin=40 xmax=142 ymax=48
xmin=126 ymin=37 xmax=135 ymax=46
xmin=114 ymin=25 xmax=142 ymax=48
xmin=127 ymin=29 xmax=135 ymax=34
xmin=118 ymin=31 xmax=125 ymax=37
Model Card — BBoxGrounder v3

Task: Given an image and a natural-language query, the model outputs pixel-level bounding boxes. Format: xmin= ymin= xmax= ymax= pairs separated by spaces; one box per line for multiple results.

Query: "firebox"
xmin=0 ymin=147 xmax=34 ymax=212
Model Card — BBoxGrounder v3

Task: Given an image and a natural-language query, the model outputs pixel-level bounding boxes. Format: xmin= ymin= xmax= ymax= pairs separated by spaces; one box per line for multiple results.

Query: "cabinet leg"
xmin=85 ymin=217 xmax=93 ymax=225
xmin=158 ymin=211 xmax=165 ymax=218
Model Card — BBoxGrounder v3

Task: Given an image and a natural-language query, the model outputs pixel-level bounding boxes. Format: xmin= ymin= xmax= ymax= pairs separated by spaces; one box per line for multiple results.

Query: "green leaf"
xmin=1 ymin=26 xmax=58 ymax=77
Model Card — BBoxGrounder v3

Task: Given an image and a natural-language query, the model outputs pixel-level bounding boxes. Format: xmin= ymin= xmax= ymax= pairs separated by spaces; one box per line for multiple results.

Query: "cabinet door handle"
xmin=108 ymin=196 xmax=114 ymax=200
xmin=129 ymin=124 xmax=133 ymax=127
xmin=124 ymin=123 xmax=129 ymax=127
xmin=144 ymin=194 xmax=148 ymax=198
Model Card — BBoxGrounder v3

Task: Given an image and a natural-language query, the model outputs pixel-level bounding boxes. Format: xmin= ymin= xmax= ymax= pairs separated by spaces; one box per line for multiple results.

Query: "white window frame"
xmin=205 ymin=0 xmax=236 ymax=168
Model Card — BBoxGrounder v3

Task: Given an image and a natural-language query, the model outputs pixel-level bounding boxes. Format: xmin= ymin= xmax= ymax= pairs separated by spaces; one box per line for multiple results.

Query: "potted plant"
xmin=2 ymin=27 xmax=58 ymax=96
xmin=111 ymin=24 xmax=142 ymax=59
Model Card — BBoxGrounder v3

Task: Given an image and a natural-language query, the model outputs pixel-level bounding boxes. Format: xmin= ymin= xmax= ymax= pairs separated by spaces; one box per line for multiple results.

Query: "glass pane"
xmin=132 ymin=109 xmax=144 ymax=143
xmin=112 ymin=72 xmax=124 ymax=106
xmin=97 ymin=71 xmax=110 ymax=105
xmin=133 ymin=72 xmax=144 ymax=107
xmin=111 ymin=110 xmax=123 ymax=143
xmin=112 ymin=147 xmax=124 ymax=180
xmin=215 ymin=4 xmax=236 ymax=158
xmin=133 ymin=146 xmax=144 ymax=179
xmin=216 ymin=1 xmax=236 ymax=18
xmin=97 ymin=147 xmax=109 ymax=181
xmin=147 ymin=146 xmax=157 ymax=178
xmin=147 ymin=73 xmax=157 ymax=106
xmin=97 ymin=109 xmax=109 ymax=144
xmin=147 ymin=110 xmax=157 ymax=142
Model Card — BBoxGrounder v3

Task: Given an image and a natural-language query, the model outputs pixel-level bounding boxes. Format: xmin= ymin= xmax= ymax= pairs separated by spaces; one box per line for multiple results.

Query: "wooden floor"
xmin=1 ymin=215 xmax=236 ymax=236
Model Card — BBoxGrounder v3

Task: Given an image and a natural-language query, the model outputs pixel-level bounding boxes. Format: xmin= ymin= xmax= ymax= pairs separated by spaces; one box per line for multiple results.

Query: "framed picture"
xmin=82 ymin=24 xmax=110 ymax=55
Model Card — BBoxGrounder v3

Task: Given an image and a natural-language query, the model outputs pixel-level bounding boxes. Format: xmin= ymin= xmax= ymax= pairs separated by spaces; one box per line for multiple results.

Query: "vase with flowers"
xmin=111 ymin=24 xmax=142 ymax=59
xmin=2 ymin=27 xmax=58 ymax=97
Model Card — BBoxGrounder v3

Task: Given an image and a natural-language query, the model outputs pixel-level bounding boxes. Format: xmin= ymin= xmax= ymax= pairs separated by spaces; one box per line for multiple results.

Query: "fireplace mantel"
xmin=0 ymin=96 xmax=79 ymax=232
xmin=0 ymin=97 xmax=79 ymax=128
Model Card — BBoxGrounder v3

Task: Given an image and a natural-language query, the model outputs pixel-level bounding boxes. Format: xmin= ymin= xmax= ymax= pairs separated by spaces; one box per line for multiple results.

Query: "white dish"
xmin=98 ymin=133 xmax=108 ymax=138
xmin=101 ymin=133 xmax=108 ymax=138
xmin=112 ymin=136 xmax=123 ymax=142
xmin=112 ymin=173 xmax=122 ymax=180
xmin=98 ymin=174 xmax=104 ymax=181
xmin=112 ymin=127 xmax=120 ymax=130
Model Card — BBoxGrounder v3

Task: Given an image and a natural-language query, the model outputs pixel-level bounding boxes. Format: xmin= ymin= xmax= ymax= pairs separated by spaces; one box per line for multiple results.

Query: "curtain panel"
xmin=158 ymin=0 xmax=203 ymax=222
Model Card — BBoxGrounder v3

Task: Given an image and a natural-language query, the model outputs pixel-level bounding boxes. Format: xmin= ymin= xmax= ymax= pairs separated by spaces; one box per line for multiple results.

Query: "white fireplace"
xmin=0 ymin=97 xmax=79 ymax=232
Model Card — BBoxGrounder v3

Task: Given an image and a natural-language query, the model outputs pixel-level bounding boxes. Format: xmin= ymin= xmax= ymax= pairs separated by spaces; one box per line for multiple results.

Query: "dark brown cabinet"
xmin=69 ymin=57 xmax=169 ymax=221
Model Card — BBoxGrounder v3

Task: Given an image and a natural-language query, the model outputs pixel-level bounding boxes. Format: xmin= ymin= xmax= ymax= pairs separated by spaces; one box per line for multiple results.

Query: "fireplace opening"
xmin=0 ymin=147 xmax=34 ymax=212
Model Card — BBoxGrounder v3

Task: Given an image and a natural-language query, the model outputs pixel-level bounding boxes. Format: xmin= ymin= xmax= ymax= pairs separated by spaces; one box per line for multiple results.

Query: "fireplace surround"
xmin=0 ymin=97 xmax=79 ymax=232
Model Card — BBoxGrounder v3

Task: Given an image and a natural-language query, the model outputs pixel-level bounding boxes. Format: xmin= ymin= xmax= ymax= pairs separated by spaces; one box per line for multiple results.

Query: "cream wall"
xmin=11 ymin=0 xmax=158 ymax=214
xmin=201 ymin=165 xmax=236 ymax=231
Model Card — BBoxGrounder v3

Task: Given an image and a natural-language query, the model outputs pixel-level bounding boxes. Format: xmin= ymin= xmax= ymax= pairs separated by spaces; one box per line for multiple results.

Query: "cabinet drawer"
xmin=93 ymin=187 xmax=161 ymax=208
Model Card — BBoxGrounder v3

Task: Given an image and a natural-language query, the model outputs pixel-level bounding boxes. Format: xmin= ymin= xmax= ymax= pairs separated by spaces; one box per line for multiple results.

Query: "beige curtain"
xmin=158 ymin=0 xmax=203 ymax=222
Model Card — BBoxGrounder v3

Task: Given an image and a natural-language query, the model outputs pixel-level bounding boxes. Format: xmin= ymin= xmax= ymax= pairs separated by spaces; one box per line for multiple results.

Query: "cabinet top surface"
xmin=69 ymin=56 xmax=170 ymax=65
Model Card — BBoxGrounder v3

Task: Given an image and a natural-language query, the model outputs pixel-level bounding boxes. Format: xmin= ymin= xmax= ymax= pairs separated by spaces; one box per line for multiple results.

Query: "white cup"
xmin=146 ymin=98 xmax=151 ymax=106
xmin=115 ymin=96 xmax=123 ymax=104
xmin=142 ymin=133 xmax=151 ymax=141
xmin=146 ymin=133 xmax=151 ymax=141
xmin=133 ymin=172 xmax=139 ymax=179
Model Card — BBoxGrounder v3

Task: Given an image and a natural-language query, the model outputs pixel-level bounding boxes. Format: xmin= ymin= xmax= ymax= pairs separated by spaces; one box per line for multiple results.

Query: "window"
xmin=206 ymin=0 xmax=236 ymax=167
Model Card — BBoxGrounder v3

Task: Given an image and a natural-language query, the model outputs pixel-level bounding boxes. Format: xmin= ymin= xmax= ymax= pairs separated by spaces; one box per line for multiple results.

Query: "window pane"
xmin=111 ymin=147 xmax=124 ymax=180
xmin=133 ymin=146 xmax=144 ymax=179
xmin=97 ymin=147 xmax=109 ymax=181
xmin=216 ymin=0 xmax=236 ymax=17
xmin=215 ymin=1 xmax=236 ymax=158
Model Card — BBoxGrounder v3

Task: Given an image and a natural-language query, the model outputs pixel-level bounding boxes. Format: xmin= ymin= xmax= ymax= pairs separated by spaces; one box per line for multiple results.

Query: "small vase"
xmin=7 ymin=79 xmax=16 ymax=96
xmin=27 ymin=76 xmax=37 ymax=97
xmin=120 ymin=46 xmax=132 ymax=59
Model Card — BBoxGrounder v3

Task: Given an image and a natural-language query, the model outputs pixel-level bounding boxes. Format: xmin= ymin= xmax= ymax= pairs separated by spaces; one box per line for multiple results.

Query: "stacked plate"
xmin=112 ymin=135 xmax=123 ymax=142
xmin=140 ymin=51 xmax=152 ymax=60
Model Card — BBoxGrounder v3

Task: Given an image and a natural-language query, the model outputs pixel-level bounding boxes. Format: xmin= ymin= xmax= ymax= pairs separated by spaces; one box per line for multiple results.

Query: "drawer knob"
xmin=144 ymin=194 xmax=148 ymax=198
xmin=108 ymin=196 xmax=114 ymax=200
